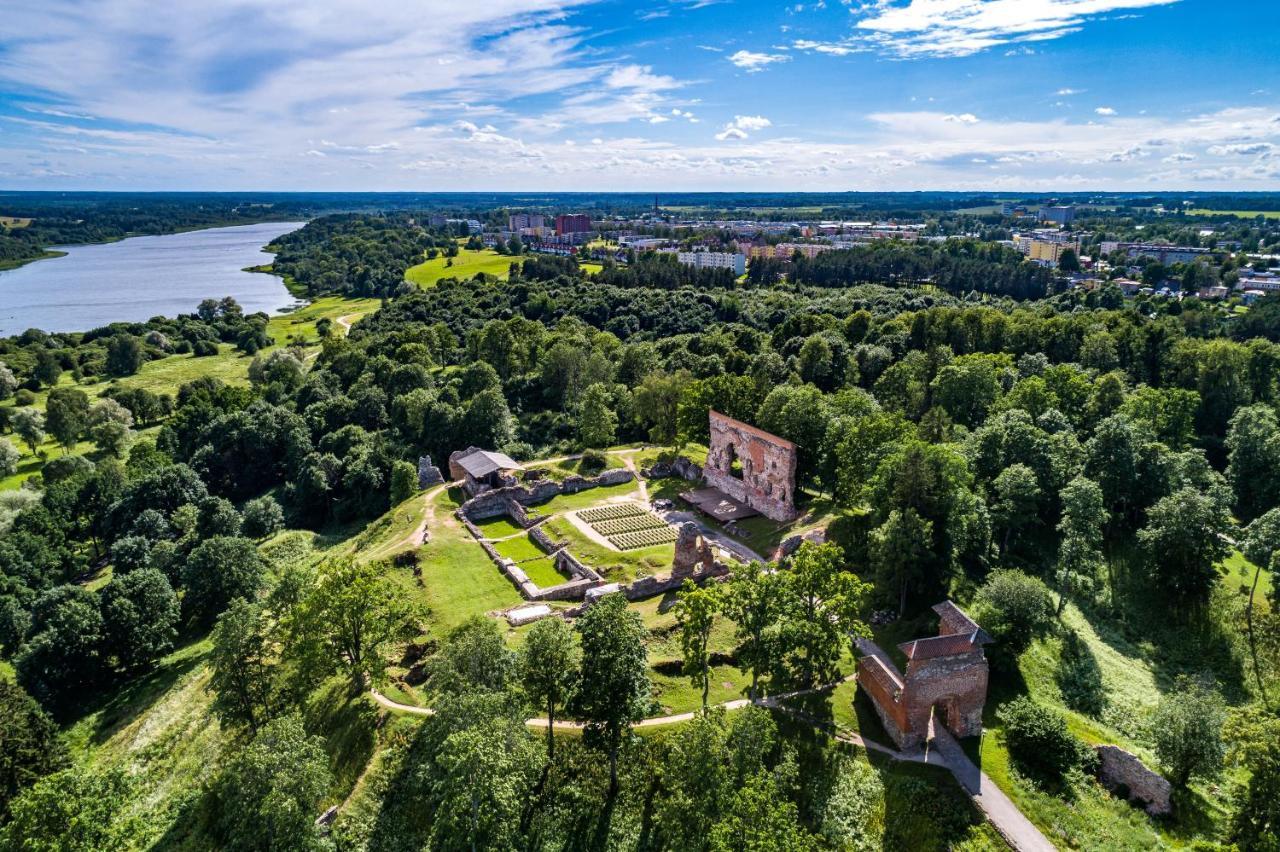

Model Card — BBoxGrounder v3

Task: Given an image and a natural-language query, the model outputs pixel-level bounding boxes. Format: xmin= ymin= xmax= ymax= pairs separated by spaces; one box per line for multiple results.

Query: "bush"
xmin=12 ymin=389 xmax=34 ymax=407
xmin=579 ymin=448 xmax=608 ymax=474
xmin=241 ymin=496 xmax=285 ymax=540
xmin=389 ymin=460 xmax=418 ymax=505
xmin=973 ymin=569 xmax=1055 ymax=658
xmin=997 ymin=696 xmax=1095 ymax=783
xmin=192 ymin=339 xmax=219 ymax=357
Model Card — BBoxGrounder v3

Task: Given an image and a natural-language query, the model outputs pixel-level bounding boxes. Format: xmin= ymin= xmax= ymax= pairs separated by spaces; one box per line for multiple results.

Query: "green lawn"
xmin=520 ymin=556 xmax=567 ymax=588
xmin=1187 ymin=208 xmax=1280 ymax=219
xmin=541 ymin=515 xmax=673 ymax=582
xmin=493 ymin=533 xmax=548 ymax=563
xmin=404 ymin=247 xmax=515 ymax=288
xmin=474 ymin=515 xmax=528 ymax=538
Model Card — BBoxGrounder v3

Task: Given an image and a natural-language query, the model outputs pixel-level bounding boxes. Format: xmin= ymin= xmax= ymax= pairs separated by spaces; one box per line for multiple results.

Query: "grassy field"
xmin=1187 ymin=208 xmax=1280 ymax=219
xmin=0 ymin=215 xmax=32 ymax=228
xmin=404 ymin=247 xmax=515 ymax=288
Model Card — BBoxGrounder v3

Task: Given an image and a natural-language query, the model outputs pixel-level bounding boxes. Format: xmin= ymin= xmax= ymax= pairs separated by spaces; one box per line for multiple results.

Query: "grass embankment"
xmin=969 ymin=552 xmax=1274 ymax=849
xmin=0 ymin=295 xmax=378 ymax=490
xmin=0 ymin=250 xmax=66 ymax=271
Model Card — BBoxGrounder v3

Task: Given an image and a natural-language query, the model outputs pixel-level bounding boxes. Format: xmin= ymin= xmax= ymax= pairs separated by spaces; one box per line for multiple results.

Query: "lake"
xmin=0 ymin=221 xmax=305 ymax=337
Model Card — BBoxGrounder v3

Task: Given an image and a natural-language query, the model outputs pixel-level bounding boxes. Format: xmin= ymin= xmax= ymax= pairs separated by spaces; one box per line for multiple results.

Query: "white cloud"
xmin=1163 ymin=152 xmax=1196 ymax=162
xmin=1207 ymin=142 xmax=1274 ymax=156
xmin=1095 ymin=106 xmax=1117 ymax=115
xmin=727 ymin=50 xmax=790 ymax=71
xmin=943 ymin=113 xmax=980 ymax=124
xmin=1057 ymin=88 xmax=1084 ymax=95
xmin=714 ymin=115 xmax=772 ymax=140
xmin=840 ymin=0 xmax=1182 ymax=59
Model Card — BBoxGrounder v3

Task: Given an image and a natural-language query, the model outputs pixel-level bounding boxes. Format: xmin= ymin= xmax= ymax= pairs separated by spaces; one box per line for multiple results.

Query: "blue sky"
xmin=1 ymin=0 xmax=1278 ymax=190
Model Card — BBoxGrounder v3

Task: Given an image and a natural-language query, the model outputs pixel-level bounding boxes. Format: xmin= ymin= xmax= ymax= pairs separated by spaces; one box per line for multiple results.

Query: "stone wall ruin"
xmin=703 ymin=410 xmax=799 ymax=521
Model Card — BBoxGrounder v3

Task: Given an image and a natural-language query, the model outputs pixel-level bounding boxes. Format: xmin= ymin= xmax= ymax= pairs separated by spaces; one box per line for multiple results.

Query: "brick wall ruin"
xmin=703 ymin=410 xmax=799 ymax=521
xmin=856 ymin=601 xmax=992 ymax=750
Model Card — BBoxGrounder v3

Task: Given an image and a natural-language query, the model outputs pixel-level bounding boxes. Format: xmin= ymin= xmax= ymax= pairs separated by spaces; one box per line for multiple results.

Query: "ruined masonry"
xmin=701 ymin=410 xmax=799 ymax=521
xmin=856 ymin=601 xmax=992 ymax=750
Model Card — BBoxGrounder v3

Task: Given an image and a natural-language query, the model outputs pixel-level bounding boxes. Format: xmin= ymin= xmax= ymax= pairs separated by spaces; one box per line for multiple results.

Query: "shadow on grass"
xmin=59 ymin=637 xmax=210 ymax=738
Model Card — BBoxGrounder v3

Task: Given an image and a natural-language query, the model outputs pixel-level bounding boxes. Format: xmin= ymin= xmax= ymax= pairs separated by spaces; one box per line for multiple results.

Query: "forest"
xmin=0 ymin=204 xmax=1278 ymax=850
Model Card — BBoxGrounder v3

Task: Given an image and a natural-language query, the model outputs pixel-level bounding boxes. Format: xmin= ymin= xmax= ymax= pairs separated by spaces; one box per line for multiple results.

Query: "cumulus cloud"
xmin=943 ymin=113 xmax=981 ymax=124
xmin=714 ymin=115 xmax=772 ymax=140
xmin=1095 ymin=106 xmax=1117 ymax=115
xmin=727 ymin=50 xmax=790 ymax=71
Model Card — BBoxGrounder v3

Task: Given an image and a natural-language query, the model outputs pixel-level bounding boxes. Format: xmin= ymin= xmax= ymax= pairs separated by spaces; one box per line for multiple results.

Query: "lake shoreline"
xmin=0 ymin=221 xmax=305 ymax=336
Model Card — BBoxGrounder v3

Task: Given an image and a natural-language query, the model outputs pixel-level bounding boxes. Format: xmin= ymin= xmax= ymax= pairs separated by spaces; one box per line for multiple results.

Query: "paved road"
xmin=928 ymin=720 xmax=1058 ymax=852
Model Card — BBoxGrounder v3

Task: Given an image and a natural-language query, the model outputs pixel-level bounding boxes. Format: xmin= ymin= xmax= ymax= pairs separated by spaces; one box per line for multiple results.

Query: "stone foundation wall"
xmin=645 ymin=456 xmax=703 ymax=481
xmin=1095 ymin=745 xmax=1173 ymax=816
xmin=621 ymin=561 xmax=730 ymax=601
xmin=703 ymin=411 xmax=799 ymax=522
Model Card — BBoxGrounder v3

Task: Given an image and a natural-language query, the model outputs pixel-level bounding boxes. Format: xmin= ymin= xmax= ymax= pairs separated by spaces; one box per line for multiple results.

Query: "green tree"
xmin=633 ymin=370 xmax=689 ymax=444
xmin=996 ymin=696 xmax=1094 ymax=783
xmin=389 ymin=459 xmax=417 ymax=505
xmin=427 ymin=615 xmax=514 ymax=697
xmin=871 ymin=508 xmax=933 ymax=617
xmin=675 ymin=580 xmax=720 ymax=708
xmin=990 ymin=463 xmax=1041 ymax=558
xmin=241 ymin=496 xmax=285 ymax=540
xmin=778 ymin=542 xmax=870 ymax=687
xmin=98 ymin=568 xmax=179 ymax=673
xmin=0 ymin=767 xmax=143 ymax=852
xmin=721 ymin=561 xmax=783 ymax=699
xmin=1055 ymin=476 xmax=1104 ymax=614
xmin=87 ymin=398 xmax=134 ymax=457
xmin=708 ymin=773 xmax=819 ymax=852
xmin=972 ymin=569 xmax=1055 ymax=658
xmin=32 ymin=349 xmax=60 ymax=389
xmin=182 ymin=536 xmax=266 ymax=625
xmin=1226 ymin=404 xmax=1280 ymax=522
xmin=0 ymin=678 xmax=67 ymax=820
xmin=0 ymin=438 xmax=18 ymax=478
xmin=214 ymin=714 xmax=333 ymax=852
xmin=1138 ymin=487 xmax=1231 ymax=610
xmin=577 ymin=382 xmax=618 ymax=449
xmin=105 ymin=334 xmax=144 ymax=377
xmin=574 ymin=593 xmax=650 ymax=792
xmin=519 ymin=616 xmax=580 ymax=760
xmin=16 ymin=586 xmax=105 ymax=703
xmin=45 ymin=388 xmax=89 ymax=452
xmin=1226 ymin=712 xmax=1280 ymax=849
xmin=461 ymin=386 xmax=514 ymax=450
xmin=293 ymin=558 xmax=422 ymax=691
xmin=1057 ymin=247 xmax=1081 ymax=272
xmin=428 ymin=714 xmax=543 ymax=852
xmin=657 ymin=710 xmax=731 ymax=850
xmin=1152 ymin=676 xmax=1225 ymax=787
xmin=209 ymin=598 xmax=275 ymax=733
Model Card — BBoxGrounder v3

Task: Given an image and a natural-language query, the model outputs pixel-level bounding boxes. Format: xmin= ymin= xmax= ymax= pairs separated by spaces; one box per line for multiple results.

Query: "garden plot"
xmin=578 ymin=504 xmax=677 ymax=551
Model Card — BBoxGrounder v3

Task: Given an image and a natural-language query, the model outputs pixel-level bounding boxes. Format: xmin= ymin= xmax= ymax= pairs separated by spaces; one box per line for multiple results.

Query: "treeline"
xmin=748 ymin=240 xmax=1053 ymax=300
xmin=270 ymin=214 xmax=444 ymax=298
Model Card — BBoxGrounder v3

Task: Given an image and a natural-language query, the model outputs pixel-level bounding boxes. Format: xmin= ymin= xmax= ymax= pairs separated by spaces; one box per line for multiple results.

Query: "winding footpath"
xmin=368 ymin=681 xmax=1056 ymax=852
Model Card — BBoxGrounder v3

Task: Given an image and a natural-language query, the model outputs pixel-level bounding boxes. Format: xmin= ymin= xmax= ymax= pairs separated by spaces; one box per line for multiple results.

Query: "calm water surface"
xmin=0 ymin=221 xmax=304 ymax=336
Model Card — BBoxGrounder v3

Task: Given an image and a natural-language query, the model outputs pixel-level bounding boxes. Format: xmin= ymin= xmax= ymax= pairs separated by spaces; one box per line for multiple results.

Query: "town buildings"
xmin=555 ymin=214 xmax=592 ymax=235
xmin=675 ymin=250 xmax=746 ymax=275
xmin=1039 ymin=205 xmax=1076 ymax=225
xmin=1099 ymin=242 xmax=1211 ymax=265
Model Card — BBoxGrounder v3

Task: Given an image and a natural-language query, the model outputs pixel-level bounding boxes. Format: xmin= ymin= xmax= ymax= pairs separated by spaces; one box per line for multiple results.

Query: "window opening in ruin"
xmin=726 ymin=443 xmax=743 ymax=479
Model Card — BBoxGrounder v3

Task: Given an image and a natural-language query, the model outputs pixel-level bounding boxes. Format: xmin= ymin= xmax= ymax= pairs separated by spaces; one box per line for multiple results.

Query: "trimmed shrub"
xmin=997 ymin=696 xmax=1095 ymax=783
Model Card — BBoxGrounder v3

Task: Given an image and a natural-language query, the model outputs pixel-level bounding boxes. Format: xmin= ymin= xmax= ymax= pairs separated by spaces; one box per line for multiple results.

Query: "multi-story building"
xmin=1027 ymin=239 xmax=1080 ymax=267
xmin=1099 ymin=242 xmax=1211 ymax=265
xmin=555 ymin=214 xmax=592 ymax=235
xmin=775 ymin=243 xmax=834 ymax=260
xmin=676 ymin=251 xmax=746 ymax=275
xmin=1039 ymin=205 xmax=1076 ymax=225
xmin=509 ymin=213 xmax=546 ymax=231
